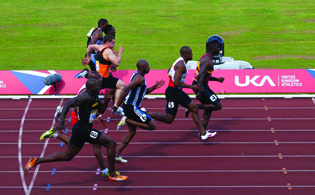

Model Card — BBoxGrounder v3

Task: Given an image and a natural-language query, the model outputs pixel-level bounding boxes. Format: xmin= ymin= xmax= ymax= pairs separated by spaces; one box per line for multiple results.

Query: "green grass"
xmin=0 ymin=0 xmax=314 ymax=70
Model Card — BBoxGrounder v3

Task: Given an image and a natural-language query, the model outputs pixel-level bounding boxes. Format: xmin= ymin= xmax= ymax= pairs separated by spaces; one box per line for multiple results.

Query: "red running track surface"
xmin=1 ymin=97 xmax=315 ymax=195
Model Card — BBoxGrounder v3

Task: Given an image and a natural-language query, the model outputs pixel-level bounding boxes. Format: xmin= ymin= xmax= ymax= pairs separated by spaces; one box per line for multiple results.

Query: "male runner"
xmin=112 ymin=60 xmax=165 ymax=163
xmin=24 ymin=78 xmax=128 ymax=182
xmin=82 ymin=34 xmax=125 ymax=115
xmin=149 ymin=46 xmax=217 ymax=140
xmin=185 ymin=35 xmax=224 ymax=131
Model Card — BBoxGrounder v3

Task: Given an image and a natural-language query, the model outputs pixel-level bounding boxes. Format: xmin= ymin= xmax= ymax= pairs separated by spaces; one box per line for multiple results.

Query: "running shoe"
xmin=198 ymin=130 xmax=217 ymax=140
xmin=112 ymin=106 xmax=125 ymax=116
xmin=108 ymin=174 xmax=128 ymax=182
xmin=54 ymin=106 xmax=62 ymax=121
xmin=117 ymin=116 xmax=127 ymax=131
xmin=74 ymin=69 xmax=88 ymax=79
xmin=184 ymin=108 xmax=191 ymax=118
xmin=40 ymin=128 xmax=57 ymax=141
xmin=101 ymin=168 xmax=120 ymax=177
xmin=24 ymin=156 xmax=37 ymax=175
xmin=115 ymin=156 xmax=128 ymax=163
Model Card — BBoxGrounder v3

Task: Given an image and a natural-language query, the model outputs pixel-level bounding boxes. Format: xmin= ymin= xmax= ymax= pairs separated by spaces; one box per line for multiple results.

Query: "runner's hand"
xmin=55 ymin=122 xmax=64 ymax=132
xmin=192 ymin=84 xmax=203 ymax=93
xmin=154 ymin=80 xmax=165 ymax=89
xmin=217 ymin=77 xmax=225 ymax=83
xmin=81 ymin=58 xmax=90 ymax=66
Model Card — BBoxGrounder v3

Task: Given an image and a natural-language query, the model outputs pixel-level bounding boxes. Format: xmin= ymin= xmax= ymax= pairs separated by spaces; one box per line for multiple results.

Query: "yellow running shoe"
xmin=40 ymin=128 xmax=57 ymax=141
xmin=117 ymin=116 xmax=127 ymax=131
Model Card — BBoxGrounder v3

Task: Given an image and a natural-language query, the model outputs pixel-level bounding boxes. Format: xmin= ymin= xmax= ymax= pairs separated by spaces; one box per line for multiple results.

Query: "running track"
xmin=1 ymin=97 xmax=315 ymax=195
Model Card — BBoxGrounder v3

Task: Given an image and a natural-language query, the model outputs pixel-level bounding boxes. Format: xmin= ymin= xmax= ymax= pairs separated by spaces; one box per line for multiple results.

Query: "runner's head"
xmin=86 ymin=78 xmax=100 ymax=95
xmin=87 ymin=71 xmax=102 ymax=85
xmin=137 ymin=59 xmax=150 ymax=74
xmin=98 ymin=18 xmax=108 ymax=31
xmin=180 ymin=46 xmax=193 ymax=61
xmin=102 ymin=34 xmax=115 ymax=48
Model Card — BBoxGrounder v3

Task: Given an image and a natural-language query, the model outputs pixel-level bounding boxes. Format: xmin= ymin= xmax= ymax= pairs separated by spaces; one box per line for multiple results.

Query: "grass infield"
xmin=0 ymin=0 xmax=314 ymax=70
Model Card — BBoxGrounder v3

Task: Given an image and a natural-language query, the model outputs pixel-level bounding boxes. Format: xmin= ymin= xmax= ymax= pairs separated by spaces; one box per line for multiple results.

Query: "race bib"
xmin=89 ymin=110 xmax=97 ymax=123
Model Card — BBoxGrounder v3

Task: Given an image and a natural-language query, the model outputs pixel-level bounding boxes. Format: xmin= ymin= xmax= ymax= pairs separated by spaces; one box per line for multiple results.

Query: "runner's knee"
xmin=215 ymin=103 xmax=222 ymax=110
xmin=148 ymin=121 xmax=157 ymax=130
xmin=116 ymin=80 xmax=126 ymax=89
xmin=62 ymin=153 xmax=75 ymax=161
xmin=189 ymin=103 xmax=198 ymax=113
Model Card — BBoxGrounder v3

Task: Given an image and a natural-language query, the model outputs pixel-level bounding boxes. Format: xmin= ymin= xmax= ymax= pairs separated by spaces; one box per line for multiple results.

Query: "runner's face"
xmin=186 ymin=49 xmax=193 ymax=61
xmin=109 ymin=40 xmax=115 ymax=48
xmin=145 ymin=64 xmax=150 ymax=74
xmin=213 ymin=44 xmax=220 ymax=55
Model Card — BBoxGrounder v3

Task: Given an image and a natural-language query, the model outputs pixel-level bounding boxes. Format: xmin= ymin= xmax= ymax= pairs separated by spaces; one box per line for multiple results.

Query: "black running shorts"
xmin=192 ymin=80 xmax=220 ymax=104
xmin=69 ymin=121 xmax=102 ymax=148
xmin=165 ymin=86 xmax=192 ymax=116
xmin=100 ymin=75 xmax=119 ymax=89
xmin=123 ymin=103 xmax=152 ymax=124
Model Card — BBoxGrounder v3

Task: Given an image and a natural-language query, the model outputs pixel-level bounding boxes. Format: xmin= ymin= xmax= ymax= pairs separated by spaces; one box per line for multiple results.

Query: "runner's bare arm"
xmin=56 ymin=94 xmax=90 ymax=130
xmin=197 ymin=58 xmax=212 ymax=84
xmin=114 ymin=75 xmax=144 ymax=109
xmin=174 ymin=62 xmax=203 ymax=92
xmin=106 ymin=46 xmax=123 ymax=67
xmin=89 ymin=29 xmax=103 ymax=45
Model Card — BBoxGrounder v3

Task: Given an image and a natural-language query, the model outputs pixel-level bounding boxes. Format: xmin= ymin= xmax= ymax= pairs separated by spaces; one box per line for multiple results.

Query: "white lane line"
xmin=1 ymin=106 xmax=315 ymax=111
xmin=6 ymin=155 xmax=315 ymax=158
xmin=26 ymin=99 xmax=63 ymax=195
xmin=0 ymin=185 xmax=315 ymax=189
xmin=18 ymin=99 xmax=32 ymax=195
xmin=3 ymin=129 xmax=315 ymax=133
xmin=3 ymin=169 xmax=315 ymax=173
xmin=2 ymin=117 xmax=315 ymax=121
xmin=5 ymin=141 xmax=315 ymax=145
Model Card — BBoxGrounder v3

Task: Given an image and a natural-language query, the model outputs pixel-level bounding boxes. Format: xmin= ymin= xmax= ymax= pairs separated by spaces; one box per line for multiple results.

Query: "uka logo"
xmin=235 ymin=75 xmax=276 ymax=87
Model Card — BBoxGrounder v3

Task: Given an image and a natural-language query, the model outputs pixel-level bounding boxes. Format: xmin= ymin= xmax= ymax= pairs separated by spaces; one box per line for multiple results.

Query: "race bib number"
xmin=210 ymin=94 xmax=218 ymax=102
xmin=89 ymin=110 xmax=97 ymax=123
xmin=90 ymin=131 xmax=98 ymax=139
xmin=96 ymin=61 xmax=100 ymax=71
xmin=168 ymin=101 xmax=174 ymax=108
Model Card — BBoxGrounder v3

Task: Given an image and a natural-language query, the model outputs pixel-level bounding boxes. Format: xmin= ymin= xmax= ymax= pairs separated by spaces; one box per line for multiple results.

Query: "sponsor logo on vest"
xmin=235 ymin=76 xmax=276 ymax=87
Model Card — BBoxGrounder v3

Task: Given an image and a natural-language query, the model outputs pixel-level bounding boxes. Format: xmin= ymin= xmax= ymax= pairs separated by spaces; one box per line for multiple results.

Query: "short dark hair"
xmin=102 ymin=34 xmax=115 ymax=44
xmin=98 ymin=18 xmax=108 ymax=26
xmin=104 ymin=25 xmax=113 ymax=34
xmin=180 ymin=46 xmax=191 ymax=56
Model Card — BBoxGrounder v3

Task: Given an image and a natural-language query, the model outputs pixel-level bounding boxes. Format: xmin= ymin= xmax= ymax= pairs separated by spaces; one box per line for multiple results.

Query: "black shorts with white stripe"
xmin=123 ymin=103 xmax=152 ymax=124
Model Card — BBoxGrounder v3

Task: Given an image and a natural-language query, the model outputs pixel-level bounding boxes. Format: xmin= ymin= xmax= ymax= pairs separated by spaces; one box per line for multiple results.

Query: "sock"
xmin=102 ymin=168 xmax=109 ymax=174
xmin=53 ymin=133 xmax=59 ymax=138
xmin=122 ymin=116 xmax=126 ymax=123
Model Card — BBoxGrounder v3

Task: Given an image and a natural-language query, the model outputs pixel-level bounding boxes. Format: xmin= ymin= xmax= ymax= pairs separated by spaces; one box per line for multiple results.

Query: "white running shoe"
xmin=117 ymin=116 xmax=127 ymax=131
xmin=115 ymin=156 xmax=128 ymax=163
xmin=112 ymin=106 xmax=125 ymax=116
xmin=198 ymin=130 xmax=217 ymax=140
xmin=54 ymin=106 xmax=62 ymax=121
xmin=74 ymin=69 xmax=88 ymax=79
